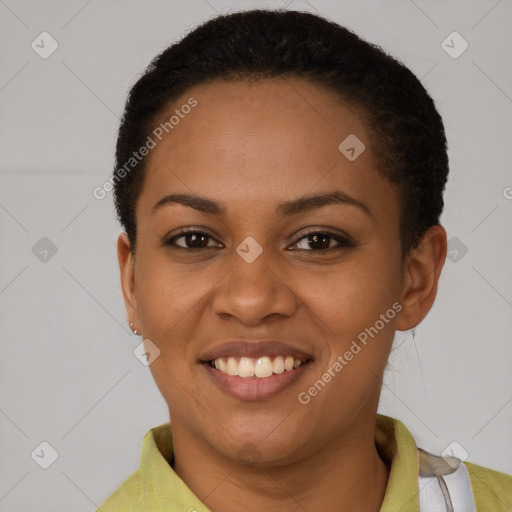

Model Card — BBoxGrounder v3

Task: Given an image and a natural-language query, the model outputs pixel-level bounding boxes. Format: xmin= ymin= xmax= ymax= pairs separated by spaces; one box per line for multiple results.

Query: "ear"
xmin=117 ymin=232 xmax=139 ymax=330
xmin=395 ymin=225 xmax=447 ymax=331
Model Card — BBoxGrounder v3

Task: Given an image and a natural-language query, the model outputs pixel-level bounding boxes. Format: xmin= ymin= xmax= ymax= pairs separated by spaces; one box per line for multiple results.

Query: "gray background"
xmin=0 ymin=0 xmax=511 ymax=510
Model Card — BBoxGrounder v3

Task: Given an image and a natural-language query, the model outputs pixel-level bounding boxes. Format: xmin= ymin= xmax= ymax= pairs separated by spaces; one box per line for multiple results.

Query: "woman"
xmin=99 ymin=9 xmax=511 ymax=511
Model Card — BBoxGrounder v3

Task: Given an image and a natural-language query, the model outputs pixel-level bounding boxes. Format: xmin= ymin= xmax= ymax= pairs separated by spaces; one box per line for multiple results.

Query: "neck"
xmin=172 ymin=411 xmax=390 ymax=512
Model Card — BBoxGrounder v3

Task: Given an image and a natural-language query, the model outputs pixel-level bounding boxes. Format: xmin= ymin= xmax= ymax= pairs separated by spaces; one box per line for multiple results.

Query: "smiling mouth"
xmin=206 ymin=355 xmax=312 ymax=378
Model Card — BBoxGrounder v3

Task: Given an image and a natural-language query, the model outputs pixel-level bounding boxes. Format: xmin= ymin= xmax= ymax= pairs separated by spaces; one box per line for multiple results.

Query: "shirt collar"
xmin=139 ymin=414 xmax=421 ymax=511
xmin=376 ymin=414 xmax=420 ymax=512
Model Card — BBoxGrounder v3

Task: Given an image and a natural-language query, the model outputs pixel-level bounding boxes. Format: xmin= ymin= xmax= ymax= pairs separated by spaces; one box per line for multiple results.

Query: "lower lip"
xmin=202 ymin=362 xmax=312 ymax=401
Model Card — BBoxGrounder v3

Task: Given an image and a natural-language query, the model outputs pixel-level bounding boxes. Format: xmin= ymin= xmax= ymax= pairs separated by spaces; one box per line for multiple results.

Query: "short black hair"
xmin=113 ymin=9 xmax=448 ymax=255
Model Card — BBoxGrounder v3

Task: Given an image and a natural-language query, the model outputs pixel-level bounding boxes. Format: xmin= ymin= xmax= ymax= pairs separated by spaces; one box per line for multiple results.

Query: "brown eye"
xmin=181 ymin=233 xmax=209 ymax=248
xmin=166 ymin=229 xmax=222 ymax=249
xmin=290 ymin=231 xmax=355 ymax=251
xmin=304 ymin=233 xmax=331 ymax=250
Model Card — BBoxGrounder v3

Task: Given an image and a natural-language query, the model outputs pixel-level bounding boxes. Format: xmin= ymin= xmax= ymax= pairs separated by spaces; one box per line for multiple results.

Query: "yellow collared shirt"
xmin=98 ymin=415 xmax=512 ymax=511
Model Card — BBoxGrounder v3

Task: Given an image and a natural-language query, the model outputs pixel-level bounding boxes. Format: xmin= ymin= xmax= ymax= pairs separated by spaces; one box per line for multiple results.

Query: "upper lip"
xmin=199 ymin=340 xmax=314 ymax=363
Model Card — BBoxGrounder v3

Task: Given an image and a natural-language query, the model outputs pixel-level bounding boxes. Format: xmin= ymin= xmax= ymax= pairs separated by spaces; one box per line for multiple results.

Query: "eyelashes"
xmin=165 ymin=228 xmax=223 ymax=249
xmin=164 ymin=227 xmax=356 ymax=252
xmin=289 ymin=230 xmax=356 ymax=251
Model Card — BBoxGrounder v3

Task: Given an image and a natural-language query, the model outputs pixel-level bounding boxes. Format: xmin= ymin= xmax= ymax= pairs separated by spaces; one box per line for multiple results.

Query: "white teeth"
xmin=217 ymin=358 xmax=227 ymax=373
xmin=211 ymin=355 xmax=307 ymax=378
xmin=272 ymin=356 xmax=285 ymax=374
xmin=226 ymin=356 xmax=239 ymax=376
xmin=238 ymin=357 xmax=255 ymax=378
xmin=254 ymin=356 xmax=273 ymax=378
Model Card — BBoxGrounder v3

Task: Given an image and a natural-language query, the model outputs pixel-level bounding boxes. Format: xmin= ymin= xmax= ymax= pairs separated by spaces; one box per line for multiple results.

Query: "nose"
xmin=212 ymin=248 xmax=298 ymax=327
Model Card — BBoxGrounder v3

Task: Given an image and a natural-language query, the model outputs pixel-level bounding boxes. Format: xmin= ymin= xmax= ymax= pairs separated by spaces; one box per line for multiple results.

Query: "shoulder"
xmin=465 ymin=461 xmax=512 ymax=511
xmin=96 ymin=470 xmax=143 ymax=511
xmin=96 ymin=423 xmax=175 ymax=511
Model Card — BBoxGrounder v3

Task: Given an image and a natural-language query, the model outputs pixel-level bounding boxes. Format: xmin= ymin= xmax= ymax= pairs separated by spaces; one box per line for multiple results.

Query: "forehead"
xmin=140 ymin=77 xmax=399 ymax=226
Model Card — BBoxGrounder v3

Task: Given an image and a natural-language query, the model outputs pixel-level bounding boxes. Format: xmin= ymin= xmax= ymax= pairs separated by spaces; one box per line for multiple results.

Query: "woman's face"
xmin=120 ymin=77 xmax=410 ymax=464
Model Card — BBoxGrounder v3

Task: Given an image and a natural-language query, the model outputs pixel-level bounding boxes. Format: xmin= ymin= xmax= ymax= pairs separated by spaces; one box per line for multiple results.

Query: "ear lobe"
xmin=117 ymin=232 xmax=137 ymax=321
xmin=395 ymin=225 xmax=447 ymax=331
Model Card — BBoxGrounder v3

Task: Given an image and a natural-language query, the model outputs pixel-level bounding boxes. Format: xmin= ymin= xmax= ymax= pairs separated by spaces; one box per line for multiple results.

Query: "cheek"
xmin=134 ymin=257 xmax=198 ymax=359
xmin=301 ymin=255 xmax=401 ymax=335
xmin=135 ymin=253 xmax=213 ymax=328
xmin=298 ymin=255 xmax=402 ymax=404
xmin=133 ymin=259 xmax=207 ymax=411
xmin=294 ymin=261 xmax=399 ymax=416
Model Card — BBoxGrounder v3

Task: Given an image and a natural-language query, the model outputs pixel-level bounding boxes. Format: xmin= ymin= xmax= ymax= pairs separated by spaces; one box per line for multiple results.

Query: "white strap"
xmin=419 ymin=475 xmax=449 ymax=511
xmin=418 ymin=449 xmax=477 ymax=512
xmin=418 ymin=458 xmax=476 ymax=512
xmin=442 ymin=463 xmax=477 ymax=512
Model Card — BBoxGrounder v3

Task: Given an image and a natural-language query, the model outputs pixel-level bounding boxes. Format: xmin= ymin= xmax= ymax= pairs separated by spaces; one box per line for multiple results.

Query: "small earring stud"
xmin=130 ymin=322 xmax=139 ymax=335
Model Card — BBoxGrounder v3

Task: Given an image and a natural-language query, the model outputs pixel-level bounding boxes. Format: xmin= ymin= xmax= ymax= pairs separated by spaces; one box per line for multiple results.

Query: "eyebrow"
xmin=152 ymin=190 xmax=371 ymax=217
xmin=277 ymin=190 xmax=371 ymax=217
xmin=152 ymin=193 xmax=224 ymax=215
